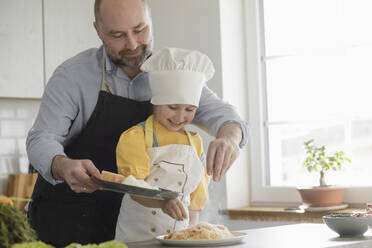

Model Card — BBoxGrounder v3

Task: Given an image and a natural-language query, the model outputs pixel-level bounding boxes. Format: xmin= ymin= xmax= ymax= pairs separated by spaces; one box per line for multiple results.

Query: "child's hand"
xmin=161 ymin=198 xmax=187 ymax=221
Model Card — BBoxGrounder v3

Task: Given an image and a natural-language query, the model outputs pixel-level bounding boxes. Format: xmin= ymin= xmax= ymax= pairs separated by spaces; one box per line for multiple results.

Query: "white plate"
xmin=155 ymin=231 xmax=248 ymax=247
xmin=300 ymin=203 xmax=349 ymax=212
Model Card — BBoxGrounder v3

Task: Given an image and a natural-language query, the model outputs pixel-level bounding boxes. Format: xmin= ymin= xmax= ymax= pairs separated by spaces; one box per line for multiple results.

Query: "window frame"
xmin=246 ymin=0 xmax=372 ymax=205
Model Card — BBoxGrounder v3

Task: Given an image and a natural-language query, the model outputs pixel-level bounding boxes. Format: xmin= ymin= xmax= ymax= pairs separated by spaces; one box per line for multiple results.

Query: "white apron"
xmin=115 ymin=116 xmax=205 ymax=243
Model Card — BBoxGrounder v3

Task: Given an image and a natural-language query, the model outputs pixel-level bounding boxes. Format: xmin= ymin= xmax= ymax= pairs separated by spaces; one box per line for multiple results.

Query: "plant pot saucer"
xmin=300 ymin=203 xmax=348 ymax=212
xmin=296 ymin=185 xmax=344 ymax=190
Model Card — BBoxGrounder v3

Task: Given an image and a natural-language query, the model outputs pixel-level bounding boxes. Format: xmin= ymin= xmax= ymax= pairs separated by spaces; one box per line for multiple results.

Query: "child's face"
xmin=154 ymin=104 xmax=197 ymax=131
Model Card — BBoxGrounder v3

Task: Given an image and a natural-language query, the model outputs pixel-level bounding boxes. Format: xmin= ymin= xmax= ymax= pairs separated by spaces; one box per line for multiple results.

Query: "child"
xmin=114 ymin=47 xmax=215 ymax=243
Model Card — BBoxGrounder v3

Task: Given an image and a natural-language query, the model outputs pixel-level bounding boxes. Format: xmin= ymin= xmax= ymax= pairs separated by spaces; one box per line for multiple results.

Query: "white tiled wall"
xmin=0 ymin=99 xmax=41 ymax=194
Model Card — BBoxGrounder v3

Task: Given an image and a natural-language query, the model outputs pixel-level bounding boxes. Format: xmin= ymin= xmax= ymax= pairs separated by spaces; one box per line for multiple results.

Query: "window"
xmin=248 ymin=0 xmax=372 ymax=204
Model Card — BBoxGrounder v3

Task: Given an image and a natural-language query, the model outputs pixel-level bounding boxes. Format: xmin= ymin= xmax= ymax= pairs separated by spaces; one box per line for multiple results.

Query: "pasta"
xmin=164 ymin=222 xmax=233 ymax=240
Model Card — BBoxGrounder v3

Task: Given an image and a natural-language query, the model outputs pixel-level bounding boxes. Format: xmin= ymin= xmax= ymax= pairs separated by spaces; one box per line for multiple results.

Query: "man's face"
xmin=95 ymin=0 xmax=153 ymax=68
xmin=154 ymin=104 xmax=197 ymax=132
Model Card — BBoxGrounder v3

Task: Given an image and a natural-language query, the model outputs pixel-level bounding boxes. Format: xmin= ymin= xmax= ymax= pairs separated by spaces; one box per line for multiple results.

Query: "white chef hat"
xmin=140 ymin=47 xmax=215 ymax=107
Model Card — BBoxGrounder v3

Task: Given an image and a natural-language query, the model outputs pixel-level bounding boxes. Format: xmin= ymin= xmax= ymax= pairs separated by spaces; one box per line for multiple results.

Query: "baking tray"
xmin=92 ymin=176 xmax=181 ymax=200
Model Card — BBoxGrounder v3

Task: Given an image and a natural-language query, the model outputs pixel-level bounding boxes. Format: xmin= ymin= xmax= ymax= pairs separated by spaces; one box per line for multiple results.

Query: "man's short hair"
xmin=94 ymin=0 xmax=148 ymax=23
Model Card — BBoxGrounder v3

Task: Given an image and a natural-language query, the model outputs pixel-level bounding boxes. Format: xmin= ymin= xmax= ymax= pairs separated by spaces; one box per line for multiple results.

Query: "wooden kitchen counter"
xmin=227 ymin=206 xmax=364 ymax=223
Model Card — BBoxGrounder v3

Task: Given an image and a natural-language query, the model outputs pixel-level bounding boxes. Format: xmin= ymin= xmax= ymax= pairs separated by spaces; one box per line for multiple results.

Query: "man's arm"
xmin=206 ymin=122 xmax=241 ymax=181
xmin=27 ymin=66 xmax=100 ymax=191
xmin=193 ymin=86 xmax=248 ymax=147
xmin=26 ymin=66 xmax=78 ymax=184
xmin=193 ymin=85 xmax=248 ymax=181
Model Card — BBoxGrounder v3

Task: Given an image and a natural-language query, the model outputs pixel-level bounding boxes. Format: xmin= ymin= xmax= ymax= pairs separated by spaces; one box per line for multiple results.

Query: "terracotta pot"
xmin=297 ymin=186 xmax=345 ymax=207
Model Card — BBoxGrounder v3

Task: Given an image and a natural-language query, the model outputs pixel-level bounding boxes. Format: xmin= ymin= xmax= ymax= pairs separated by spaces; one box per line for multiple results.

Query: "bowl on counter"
xmin=323 ymin=213 xmax=372 ymax=237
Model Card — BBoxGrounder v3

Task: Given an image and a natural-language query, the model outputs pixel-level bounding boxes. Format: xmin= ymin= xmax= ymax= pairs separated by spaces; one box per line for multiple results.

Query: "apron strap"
xmin=185 ymin=129 xmax=196 ymax=148
xmin=141 ymin=117 xmax=158 ymax=148
xmin=144 ymin=115 xmax=196 ymax=148
xmin=145 ymin=115 xmax=154 ymax=148
xmin=101 ymin=49 xmax=115 ymax=94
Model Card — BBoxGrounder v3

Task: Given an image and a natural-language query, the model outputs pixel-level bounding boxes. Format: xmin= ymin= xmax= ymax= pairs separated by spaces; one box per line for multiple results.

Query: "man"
xmin=26 ymin=0 xmax=248 ymax=246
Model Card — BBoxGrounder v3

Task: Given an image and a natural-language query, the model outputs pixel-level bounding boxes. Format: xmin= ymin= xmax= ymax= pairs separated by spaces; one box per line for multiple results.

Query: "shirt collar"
xmin=102 ymin=46 xmax=116 ymax=73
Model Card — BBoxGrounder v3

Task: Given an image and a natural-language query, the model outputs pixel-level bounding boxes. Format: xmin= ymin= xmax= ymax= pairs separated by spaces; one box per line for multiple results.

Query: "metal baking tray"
xmin=92 ymin=176 xmax=181 ymax=200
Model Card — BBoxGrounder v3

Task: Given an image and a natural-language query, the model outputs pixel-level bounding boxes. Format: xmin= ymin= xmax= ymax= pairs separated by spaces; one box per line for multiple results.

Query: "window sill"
xmin=227 ymin=206 xmax=364 ymax=223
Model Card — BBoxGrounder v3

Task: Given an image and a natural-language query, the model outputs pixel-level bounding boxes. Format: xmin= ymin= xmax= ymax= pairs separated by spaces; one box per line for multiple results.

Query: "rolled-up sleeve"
xmin=193 ymin=85 xmax=249 ymax=148
xmin=26 ymin=66 xmax=79 ymax=185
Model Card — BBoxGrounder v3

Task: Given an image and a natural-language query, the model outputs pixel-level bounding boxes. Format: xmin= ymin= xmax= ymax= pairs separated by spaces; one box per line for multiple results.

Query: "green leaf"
xmin=0 ymin=203 xmax=37 ymax=247
xmin=12 ymin=241 xmax=54 ymax=248
xmin=302 ymin=139 xmax=351 ymax=181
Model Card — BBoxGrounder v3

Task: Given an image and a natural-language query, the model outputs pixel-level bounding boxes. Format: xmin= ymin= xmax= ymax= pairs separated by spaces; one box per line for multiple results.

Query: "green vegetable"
xmin=64 ymin=241 xmax=127 ymax=248
xmin=0 ymin=203 xmax=37 ymax=247
xmin=11 ymin=241 xmax=54 ymax=248
xmin=64 ymin=243 xmax=82 ymax=248
xmin=98 ymin=240 xmax=127 ymax=248
xmin=11 ymin=238 xmax=127 ymax=248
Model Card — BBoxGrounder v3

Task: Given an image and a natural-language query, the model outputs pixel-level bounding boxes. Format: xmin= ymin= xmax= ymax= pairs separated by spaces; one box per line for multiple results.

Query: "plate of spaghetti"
xmin=156 ymin=222 xmax=248 ymax=246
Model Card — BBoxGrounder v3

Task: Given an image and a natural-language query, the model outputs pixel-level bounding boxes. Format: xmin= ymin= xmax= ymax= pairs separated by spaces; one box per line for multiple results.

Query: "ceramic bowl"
xmin=323 ymin=213 xmax=372 ymax=236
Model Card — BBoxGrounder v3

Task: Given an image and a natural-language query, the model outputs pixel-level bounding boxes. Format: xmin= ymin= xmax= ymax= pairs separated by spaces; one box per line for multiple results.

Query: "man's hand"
xmin=51 ymin=155 xmax=101 ymax=193
xmin=206 ymin=123 xmax=242 ymax=182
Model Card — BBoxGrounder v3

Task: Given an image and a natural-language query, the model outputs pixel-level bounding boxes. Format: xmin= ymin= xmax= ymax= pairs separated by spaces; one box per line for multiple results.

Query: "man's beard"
xmin=105 ymin=43 xmax=151 ymax=68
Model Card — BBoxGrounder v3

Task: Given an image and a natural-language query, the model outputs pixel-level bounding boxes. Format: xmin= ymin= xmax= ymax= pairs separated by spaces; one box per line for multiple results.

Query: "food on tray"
xmin=164 ymin=222 xmax=233 ymax=240
xmin=100 ymin=170 xmax=125 ymax=184
xmin=122 ymin=175 xmax=159 ymax=190
xmin=99 ymin=171 xmax=158 ymax=190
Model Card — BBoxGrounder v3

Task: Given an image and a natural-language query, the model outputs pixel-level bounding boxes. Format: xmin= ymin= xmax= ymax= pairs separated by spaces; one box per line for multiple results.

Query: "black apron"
xmin=28 ymin=51 xmax=152 ymax=247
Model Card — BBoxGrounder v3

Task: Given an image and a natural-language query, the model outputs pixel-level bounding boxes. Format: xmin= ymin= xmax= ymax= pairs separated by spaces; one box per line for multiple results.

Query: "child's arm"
xmin=130 ymin=195 xmax=187 ymax=221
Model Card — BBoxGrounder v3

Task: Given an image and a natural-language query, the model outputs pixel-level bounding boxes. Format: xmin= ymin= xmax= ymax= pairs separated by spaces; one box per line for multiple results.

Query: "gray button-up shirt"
xmin=26 ymin=46 xmax=248 ymax=185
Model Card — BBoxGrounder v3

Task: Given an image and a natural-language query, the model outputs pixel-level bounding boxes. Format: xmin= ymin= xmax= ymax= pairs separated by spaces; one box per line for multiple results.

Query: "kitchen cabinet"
xmin=0 ymin=0 xmax=101 ymax=98
xmin=0 ymin=0 xmax=44 ymax=98
xmin=43 ymin=0 xmax=101 ymax=83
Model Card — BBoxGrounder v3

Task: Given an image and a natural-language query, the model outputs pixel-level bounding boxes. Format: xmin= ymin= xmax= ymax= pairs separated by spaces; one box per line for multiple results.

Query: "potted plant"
xmin=297 ymin=139 xmax=351 ymax=207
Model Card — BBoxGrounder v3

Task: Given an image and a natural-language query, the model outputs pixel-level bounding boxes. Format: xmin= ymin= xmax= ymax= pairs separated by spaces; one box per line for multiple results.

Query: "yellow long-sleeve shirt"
xmin=116 ymin=117 xmax=210 ymax=210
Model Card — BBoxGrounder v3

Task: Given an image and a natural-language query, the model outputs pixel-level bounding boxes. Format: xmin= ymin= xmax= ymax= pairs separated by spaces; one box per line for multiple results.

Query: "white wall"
xmin=148 ymin=0 xmax=223 ymax=97
xmin=0 ymin=99 xmax=41 ymax=194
